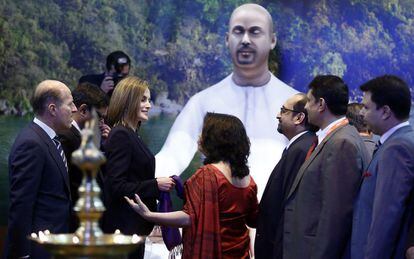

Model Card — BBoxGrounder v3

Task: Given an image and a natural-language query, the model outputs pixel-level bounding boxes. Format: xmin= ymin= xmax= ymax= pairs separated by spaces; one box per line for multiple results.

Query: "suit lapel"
xmin=261 ymin=149 xmax=289 ymax=202
xmin=286 ymin=125 xmax=347 ymax=199
xmin=267 ymin=132 xmax=311 ymax=194
xmin=31 ymin=123 xmax=71 ymax=195
xmin=130 ymin=128 xmax=155 ymax=173
xmin=364 ymin=125 xmax=412 ymax=173
xmin=71 ymin=124 xmax=81 ymax=138
xmin=262 ymin=132 xmax=315 ymax=204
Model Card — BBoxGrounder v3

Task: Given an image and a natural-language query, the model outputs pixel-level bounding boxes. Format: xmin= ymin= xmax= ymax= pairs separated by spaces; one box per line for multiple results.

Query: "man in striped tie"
xmin=5 ymin=80 xmax=77 ymax=259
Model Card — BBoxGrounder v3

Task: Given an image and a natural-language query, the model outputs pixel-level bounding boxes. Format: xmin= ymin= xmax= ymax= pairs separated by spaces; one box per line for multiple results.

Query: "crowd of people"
xmin=4 ymin=3 xmax=414 ymax=259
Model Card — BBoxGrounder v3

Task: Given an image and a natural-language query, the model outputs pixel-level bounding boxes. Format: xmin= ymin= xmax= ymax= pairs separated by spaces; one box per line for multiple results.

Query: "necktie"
xmin=305 ymin=137 xmax=318 ymax=160
xmin=53 ymin=136 xmax=68 ymax=172
xmin=373 ymin=140 xmax=382 ymax=155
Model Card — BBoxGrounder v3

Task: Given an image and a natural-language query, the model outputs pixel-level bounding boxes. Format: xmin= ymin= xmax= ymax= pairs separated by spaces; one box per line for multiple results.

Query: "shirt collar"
xmin=286 ymin=131 xmax=308 ymax=150
xmin=380 ymin=121 xmax=410 ymax=144
xmin=33 ymin=117 xmax=56 ymax=139
xmin=230 ymin=72 xmax=272 ymax=88
xmin=316 ymin=117 xmax=346 ymax=145
xmin=72 ymin=120 xmax=81 ymax=132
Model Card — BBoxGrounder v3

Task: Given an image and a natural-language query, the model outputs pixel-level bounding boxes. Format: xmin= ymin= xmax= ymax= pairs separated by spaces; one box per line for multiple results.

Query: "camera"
xmin=111 ymin=56 xmax=129 ymax=85
xmin=111 ymin=71 xmax=126 ymax=86
xmin=107 ymin=56 xmax=130 ymax=96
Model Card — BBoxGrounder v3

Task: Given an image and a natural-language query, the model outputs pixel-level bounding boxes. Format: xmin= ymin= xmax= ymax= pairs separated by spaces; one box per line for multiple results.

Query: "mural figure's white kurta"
xmin=155 ymin=73 xmax=298 ymax=198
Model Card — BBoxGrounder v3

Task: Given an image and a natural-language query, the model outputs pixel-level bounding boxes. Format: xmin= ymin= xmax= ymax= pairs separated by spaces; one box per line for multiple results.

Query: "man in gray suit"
xmin=351 ymin=75 xmax=414 ymax=259
xmin=283 ymin=75 xmax=369 ymax=259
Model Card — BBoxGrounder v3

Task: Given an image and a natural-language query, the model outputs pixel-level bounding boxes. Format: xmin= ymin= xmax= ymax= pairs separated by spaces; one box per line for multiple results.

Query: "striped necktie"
xmin=53 ymin=136 xmax=68 ymax=172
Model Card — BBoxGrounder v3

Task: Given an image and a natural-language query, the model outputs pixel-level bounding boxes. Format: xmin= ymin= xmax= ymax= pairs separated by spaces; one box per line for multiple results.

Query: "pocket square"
xmin=363 ymin=171 xmax=372 ymax=178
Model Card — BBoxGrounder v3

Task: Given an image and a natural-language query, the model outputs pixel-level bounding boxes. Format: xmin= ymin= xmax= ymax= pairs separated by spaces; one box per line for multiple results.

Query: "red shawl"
xmin=182 ymin=165 xmax=222 ymax=259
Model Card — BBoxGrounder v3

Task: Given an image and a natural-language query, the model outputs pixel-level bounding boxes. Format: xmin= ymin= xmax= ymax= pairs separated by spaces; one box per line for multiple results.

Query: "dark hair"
xmin=347 ymin=103 xmax=370 ymax=133
xmin=292 ymin=93 xmax=319 ymax=132
xmin=31 ymin=88 xmax=62 ymax=116
xmin=106 ymin=51 xmax=131 ymax=71
xmin=200 ymin=113 xmax=250 ymax=179
xmin=72 ymin=82 xmax=109 ymax=110
xmin=360 ymin=75 xmax=411 ymax=120
xmin=308 ymin=75 xmax=349 ymax=116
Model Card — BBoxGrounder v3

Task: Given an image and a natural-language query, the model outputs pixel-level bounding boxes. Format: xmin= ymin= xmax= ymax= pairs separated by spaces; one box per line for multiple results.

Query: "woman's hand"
xmin=124 ymin=194 xmax=151 ymax=218
xmin=156 ymin=177 xmax=175 ymax=192
xmin=407 ymin=247 xmax=414 ymax=259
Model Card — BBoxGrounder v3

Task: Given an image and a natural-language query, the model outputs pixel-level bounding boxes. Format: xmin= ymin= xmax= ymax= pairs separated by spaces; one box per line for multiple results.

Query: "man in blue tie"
xmin=351 ymin=75 xmax=414 ymax=259
xmin=5 ymin=80 xmax=77 ymax=258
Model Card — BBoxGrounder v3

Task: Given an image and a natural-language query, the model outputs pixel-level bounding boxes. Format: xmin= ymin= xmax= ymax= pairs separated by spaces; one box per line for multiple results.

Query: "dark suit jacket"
xmin=351 ymin=125 xmax=414 ymax=259
xmin=5 ymin=122 xmax=71 ymax=258
xmin=283 ymin=123 xmax=369 ymax=259
xmin=78 ymin=73 xmax=105 ymax=87
xmin=102 ymin=125 xmax=159 ymax=236
xmin=59 ymin=125 xmax=82 ymax=202
xmin=59 ymin=125 xmax=82 ymax=232
xmin=255 ymin=131 xmax=316 ymax=259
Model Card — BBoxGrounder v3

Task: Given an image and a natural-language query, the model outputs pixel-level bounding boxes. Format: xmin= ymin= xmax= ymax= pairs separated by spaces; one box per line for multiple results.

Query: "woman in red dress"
xmin=126 ymin=112 xmax=259 ymax=258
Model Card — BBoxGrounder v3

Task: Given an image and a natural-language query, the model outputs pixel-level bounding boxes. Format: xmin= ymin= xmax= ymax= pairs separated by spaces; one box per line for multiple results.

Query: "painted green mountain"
xmin=0 ymin=0 xmax=412 ymax=110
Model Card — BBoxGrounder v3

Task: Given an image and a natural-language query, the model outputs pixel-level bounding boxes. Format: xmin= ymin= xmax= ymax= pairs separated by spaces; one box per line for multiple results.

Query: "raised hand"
xmin=100 ymin=76 xmax=114 ymax=93
xmin=124 ymin=194 xmax=151 ymax=217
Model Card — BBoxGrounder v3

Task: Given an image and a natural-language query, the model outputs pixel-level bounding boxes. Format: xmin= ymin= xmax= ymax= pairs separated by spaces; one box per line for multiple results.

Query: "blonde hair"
xmin=107 ymin=76 xmax=149 ymax=129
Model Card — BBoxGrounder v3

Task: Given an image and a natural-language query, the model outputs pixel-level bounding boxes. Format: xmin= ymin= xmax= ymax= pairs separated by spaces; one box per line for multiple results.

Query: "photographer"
xmin=79 ymin=50 xmax=131 ymax=96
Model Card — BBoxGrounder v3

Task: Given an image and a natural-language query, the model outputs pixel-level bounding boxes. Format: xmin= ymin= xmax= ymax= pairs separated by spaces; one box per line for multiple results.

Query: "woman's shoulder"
xmin=248 ymin=176 xmax=258 ymax=193
xmin=106 ymin=125 xmax=137 ymax=146
xmin=186 ymin=164 xmax=217 ymax=183
xmin=109 ymin=125 xmax=135 ymax=138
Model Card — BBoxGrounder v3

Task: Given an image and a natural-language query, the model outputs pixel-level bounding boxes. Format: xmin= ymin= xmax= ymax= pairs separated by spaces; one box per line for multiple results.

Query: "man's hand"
xmin=156 ymin=177 xmax=175 ymax=192
xmin=100 ymin=76 xmax=114 ymax=93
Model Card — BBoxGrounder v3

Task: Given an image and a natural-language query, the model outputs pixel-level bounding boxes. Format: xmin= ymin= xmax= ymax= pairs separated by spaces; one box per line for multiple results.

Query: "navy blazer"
xmin=59 ymin=125 xmax=82 ymax=203
xmin=59 ymin=125 xmax=83 ymax=232
xmin=102 ymin=125 xmax=159 ymax=236
xmin=255 ymin=131 xmax=316 ymax=259
xmin=6 ymin=122 xmax=71 ymax=258
xmin=351 ymin=125 xmax=414 ymax=259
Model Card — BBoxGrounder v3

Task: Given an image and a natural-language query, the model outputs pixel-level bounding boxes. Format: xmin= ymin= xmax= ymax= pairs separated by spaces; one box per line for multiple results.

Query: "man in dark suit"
xmin=58 ymin=82 xmax=109 ymax=231
xmin=78 ymin=51 xmax=130 ymax=97
xmin=255 ymin=93 xmax=317 ymax=259
xmin=283 ymin=75 xmax=369 ymax=259
xmin=350 ymin=75 xmax=414 ymax=259
xmin=5 ymin=80 xmax=77 ymax=258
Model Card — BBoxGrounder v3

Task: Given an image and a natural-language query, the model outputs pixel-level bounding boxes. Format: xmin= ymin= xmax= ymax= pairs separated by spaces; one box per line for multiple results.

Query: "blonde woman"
xmin=102 ymin=76 xmax=175 ymax=259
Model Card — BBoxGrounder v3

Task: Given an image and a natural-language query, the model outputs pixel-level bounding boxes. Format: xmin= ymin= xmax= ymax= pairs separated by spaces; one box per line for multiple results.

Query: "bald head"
xmin=31 ymin=80 xmax=70 ymax=116
xmin=229 ymin=3 xmax=274 ymax=34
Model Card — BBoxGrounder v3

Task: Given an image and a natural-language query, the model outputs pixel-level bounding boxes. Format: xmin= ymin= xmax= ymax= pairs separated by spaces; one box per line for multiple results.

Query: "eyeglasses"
xmin=280 ymin=106 xmax=301 ymax=114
